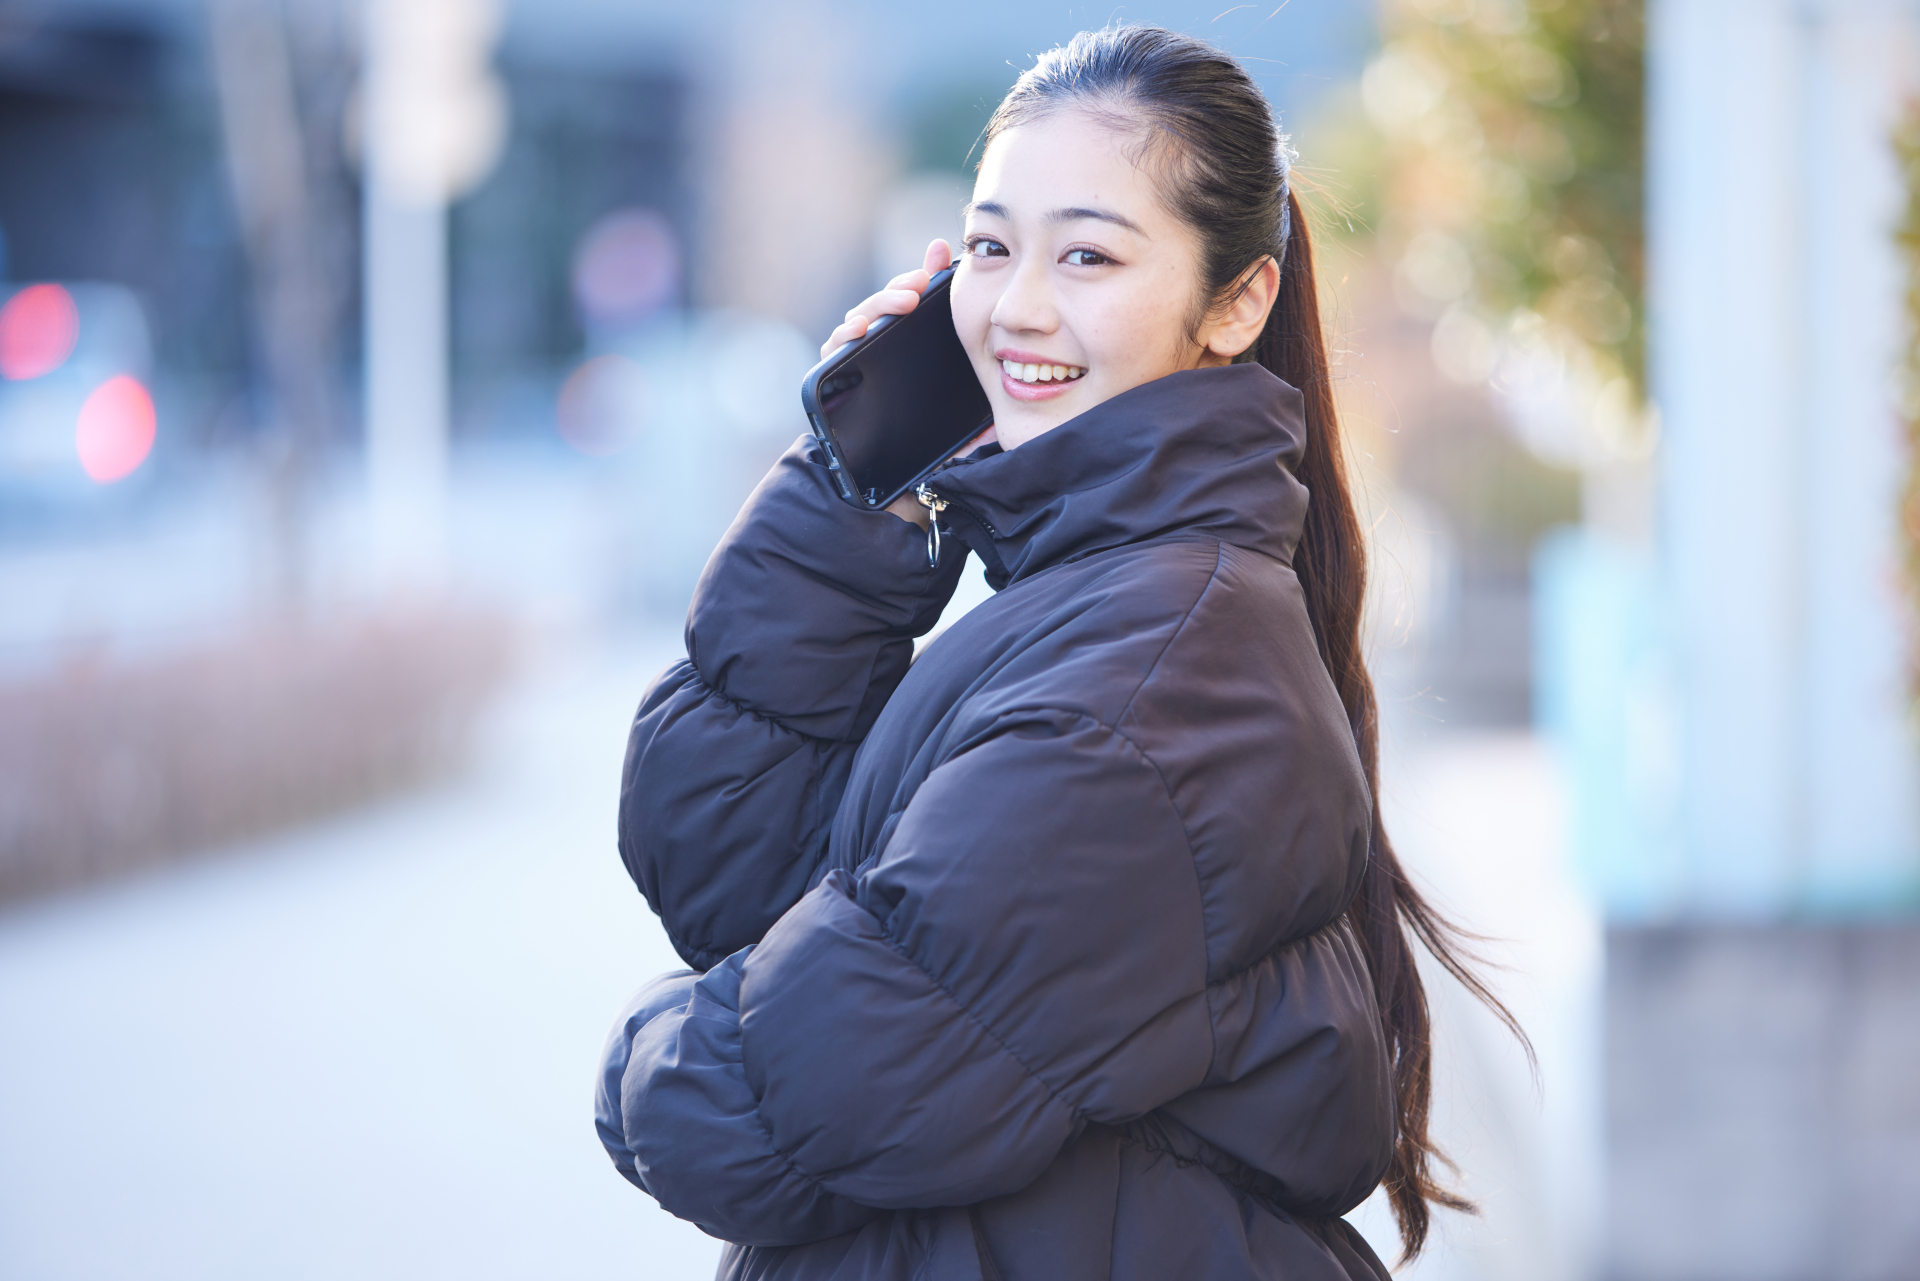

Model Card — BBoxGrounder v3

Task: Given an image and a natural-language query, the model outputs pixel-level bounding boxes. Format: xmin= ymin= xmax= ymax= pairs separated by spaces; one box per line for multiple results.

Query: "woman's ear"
xmin=1203 ymin=255 xmax=1280 ymax=361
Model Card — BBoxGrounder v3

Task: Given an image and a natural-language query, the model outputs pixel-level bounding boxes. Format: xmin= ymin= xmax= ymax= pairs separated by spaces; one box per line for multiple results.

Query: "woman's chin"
xmin=988 ymin=375 xmax=1094 ymax=449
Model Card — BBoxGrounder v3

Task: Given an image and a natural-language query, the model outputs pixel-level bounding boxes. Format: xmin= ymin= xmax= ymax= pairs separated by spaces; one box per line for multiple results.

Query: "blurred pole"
xmin=364 ymin=169 xmax=449 ymax=591
xmin=207 ymin=0 xmax=338 ymax=612
xmin=361 ymin=0 xmax=505 ymax=594
xmin=1651 ymin=0 xmax=1920 ymax=915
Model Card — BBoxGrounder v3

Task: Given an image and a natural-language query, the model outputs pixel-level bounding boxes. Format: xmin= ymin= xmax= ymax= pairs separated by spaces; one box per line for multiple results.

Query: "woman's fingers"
xmin=817 ymin=248 xmax=948 ymax=358
xmin=876 ymin=287 xmax=923 ymax=314
xmin=820 ymin=285 xmax=926 ymax=357
xmin=820 ymin=318 xmax=866 ymax=358
xmin=841 ymin=289 xmax=919 ymax=325
xmin=882 ymin=243 xmax=950 ymax=292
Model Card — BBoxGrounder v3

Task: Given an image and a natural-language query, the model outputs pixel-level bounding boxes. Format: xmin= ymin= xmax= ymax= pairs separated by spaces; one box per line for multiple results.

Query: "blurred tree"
xmin=207 ymin=0 xmax=356 ymax=609
xmin=1893 ymin=98 xmax=1920 ymax=698
xmin=1364 ymin=0 xmax=1645 ymax=414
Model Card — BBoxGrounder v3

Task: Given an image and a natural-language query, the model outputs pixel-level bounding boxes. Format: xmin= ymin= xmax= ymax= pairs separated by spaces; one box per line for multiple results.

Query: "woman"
xmin=597 ymin=25 xmax=1517 ymax=1281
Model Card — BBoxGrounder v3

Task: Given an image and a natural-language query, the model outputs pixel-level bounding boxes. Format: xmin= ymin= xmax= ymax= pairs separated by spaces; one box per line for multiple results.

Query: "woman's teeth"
xmin=1002 ymin=359 xmax=1086 ymax=385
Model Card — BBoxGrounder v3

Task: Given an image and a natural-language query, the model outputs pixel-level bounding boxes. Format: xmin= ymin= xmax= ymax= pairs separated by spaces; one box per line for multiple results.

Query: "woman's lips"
xmin=997 ymin=356 xmax=1086 ymax=403
xmin=1002 ymin=368 xmax=1077 ymax=402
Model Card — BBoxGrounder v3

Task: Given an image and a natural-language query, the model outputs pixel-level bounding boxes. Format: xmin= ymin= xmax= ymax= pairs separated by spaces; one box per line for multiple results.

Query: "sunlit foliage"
xmin=1892 ymin=100 xmax=1920 ymax=691
xmin=1362 ymin=0 xmax=1644 ymax=411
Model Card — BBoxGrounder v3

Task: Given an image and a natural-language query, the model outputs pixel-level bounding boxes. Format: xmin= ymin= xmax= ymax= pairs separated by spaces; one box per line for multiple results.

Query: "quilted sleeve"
xmin=618 ymin=436 xmax=964 ymax=970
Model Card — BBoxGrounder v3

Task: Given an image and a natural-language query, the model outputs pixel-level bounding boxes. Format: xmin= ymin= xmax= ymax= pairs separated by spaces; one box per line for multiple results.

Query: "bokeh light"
xmin=556 ymin=353 xmax=648 ymax=456
xmin=0 ymin=283 xmax=80 ymax=381
xmin=75 ymin=374 xmax=157 ymax=483
xmin=571 ymin=208 xmax=679 ymax=333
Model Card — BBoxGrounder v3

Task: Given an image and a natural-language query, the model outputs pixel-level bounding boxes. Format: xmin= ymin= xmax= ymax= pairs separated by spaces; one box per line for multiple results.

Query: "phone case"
xmin=798 ymin=264 xmax=989 ymax=510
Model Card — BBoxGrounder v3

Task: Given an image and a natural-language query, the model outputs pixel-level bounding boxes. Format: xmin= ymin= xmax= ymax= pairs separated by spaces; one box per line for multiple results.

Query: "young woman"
xmin=597 ymin=25 xmax=1517 ymax=1281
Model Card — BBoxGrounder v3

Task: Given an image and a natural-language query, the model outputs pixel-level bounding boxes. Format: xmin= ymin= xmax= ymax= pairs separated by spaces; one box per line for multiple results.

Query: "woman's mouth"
xmin=999 ymin=358 xmax=1086 ymax=402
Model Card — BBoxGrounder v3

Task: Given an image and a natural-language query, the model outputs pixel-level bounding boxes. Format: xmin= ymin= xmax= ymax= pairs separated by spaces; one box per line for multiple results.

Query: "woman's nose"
xmin=988 ymin=258 xmax=1059 ymax=334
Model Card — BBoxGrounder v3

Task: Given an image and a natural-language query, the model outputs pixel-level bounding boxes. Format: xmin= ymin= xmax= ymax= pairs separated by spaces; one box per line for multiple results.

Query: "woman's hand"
xmin=823 ymin=239 xmax=953 ymax=528
xmin=818 ymin=239 xmax=953 ymax=360
xmin=821 ymin=239 xmax=996 ymax=528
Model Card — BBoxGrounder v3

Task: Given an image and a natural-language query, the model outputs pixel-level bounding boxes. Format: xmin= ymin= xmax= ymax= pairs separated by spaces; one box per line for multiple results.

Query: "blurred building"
xmin=1538 ymin=2 xmax=1920 ymax=1278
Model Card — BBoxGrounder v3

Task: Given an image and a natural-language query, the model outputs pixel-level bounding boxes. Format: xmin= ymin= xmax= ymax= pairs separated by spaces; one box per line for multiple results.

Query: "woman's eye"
xmin=1063 ymin=249 xmax=1112 ymax=267
xmin=966 ymin=238 xmax=1008 ymax=258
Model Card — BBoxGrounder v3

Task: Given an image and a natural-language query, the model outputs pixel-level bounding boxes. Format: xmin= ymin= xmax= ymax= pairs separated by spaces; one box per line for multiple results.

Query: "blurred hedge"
xmin=0 ymin=608 xmax=516 ymax=903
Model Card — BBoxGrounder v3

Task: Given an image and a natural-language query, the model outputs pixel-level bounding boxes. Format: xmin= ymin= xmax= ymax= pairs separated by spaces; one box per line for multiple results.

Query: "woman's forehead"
xmin=971 ymin=112 xmax=1170 ymax=231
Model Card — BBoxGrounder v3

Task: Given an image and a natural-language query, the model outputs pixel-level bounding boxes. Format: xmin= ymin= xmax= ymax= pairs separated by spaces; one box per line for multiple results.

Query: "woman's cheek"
xmin=1080 ymin=318 xmax=1154 ymax=388
xmin=1090 ymin=293 xmax=1160 ymax=371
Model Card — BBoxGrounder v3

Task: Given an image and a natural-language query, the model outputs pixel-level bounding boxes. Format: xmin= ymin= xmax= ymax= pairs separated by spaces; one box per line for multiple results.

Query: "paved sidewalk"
xmin=0 ymin=635 xmax=723 ymax=1280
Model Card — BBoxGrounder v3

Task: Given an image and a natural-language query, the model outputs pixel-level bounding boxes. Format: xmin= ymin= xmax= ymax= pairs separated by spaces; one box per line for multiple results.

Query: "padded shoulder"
xmin=924 ymin=536 xmax=1372 ymax=977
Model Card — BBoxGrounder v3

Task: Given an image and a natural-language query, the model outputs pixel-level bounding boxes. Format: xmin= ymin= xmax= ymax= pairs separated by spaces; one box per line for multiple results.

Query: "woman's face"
xmin=951 ymin=110 xmax=1239 ymax=450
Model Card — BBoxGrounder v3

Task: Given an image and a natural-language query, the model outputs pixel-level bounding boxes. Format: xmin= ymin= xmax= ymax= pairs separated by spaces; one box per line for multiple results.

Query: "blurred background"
xmin=0 ymin=0 xmax=1915 ymax=1277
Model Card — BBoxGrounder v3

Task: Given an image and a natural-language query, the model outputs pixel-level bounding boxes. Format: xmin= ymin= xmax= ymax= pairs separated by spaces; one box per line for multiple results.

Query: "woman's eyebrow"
xmin=963 ymin=200 xmax=1147 ymax=236
xmin=1050 ymin=206 xmax=1147 ymax=235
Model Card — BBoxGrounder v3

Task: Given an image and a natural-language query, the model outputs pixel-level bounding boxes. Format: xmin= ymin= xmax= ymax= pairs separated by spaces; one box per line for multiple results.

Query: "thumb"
xmin=924 ymin=238 xmax=952 ymax=275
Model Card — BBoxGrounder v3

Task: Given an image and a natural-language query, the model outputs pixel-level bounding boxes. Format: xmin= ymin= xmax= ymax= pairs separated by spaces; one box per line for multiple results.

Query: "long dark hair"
xmin=984 ymin=26 xmax=1531 ymax=1261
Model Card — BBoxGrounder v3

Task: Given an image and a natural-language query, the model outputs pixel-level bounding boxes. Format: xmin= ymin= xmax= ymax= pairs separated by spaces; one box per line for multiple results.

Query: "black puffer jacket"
xmin=598 ymin=364 xmax=1395 ymax=1280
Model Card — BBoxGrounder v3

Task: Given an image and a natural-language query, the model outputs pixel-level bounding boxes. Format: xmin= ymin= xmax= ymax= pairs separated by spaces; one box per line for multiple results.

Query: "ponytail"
xmin=1258 ymin=189 xmax=1532 ymax=1258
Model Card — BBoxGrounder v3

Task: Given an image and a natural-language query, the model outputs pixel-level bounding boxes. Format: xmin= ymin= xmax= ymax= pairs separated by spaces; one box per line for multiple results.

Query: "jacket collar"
xmin=927 ymin=363 xmax=1311 ymax=590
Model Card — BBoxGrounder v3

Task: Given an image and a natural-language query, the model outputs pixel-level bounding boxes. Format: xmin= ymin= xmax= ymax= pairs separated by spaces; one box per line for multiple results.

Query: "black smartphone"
xmin=799 ymin=263 xmax=993 ymax=511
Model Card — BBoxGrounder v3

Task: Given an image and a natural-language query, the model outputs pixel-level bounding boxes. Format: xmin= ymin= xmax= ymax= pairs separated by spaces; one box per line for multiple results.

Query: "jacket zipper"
xmin=915 ymin=482 xmax=1007 ymax=579
xmin=913 ymin=484 xmax=948 ymax=568
xmin=920 ymin=482 xmax=1000 ymax=538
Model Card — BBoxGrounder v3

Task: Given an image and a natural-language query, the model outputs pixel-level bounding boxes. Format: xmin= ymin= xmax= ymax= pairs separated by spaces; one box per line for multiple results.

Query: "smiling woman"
xmin=598 ymin=24 xmax=1524 ymax=1281
xmin=948 ymin=118 xmax=1275 ymax=448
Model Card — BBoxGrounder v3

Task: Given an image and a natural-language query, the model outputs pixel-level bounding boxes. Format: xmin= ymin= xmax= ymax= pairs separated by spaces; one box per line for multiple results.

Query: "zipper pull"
xmin=914 ymin=484 xmax=948 ymax=568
